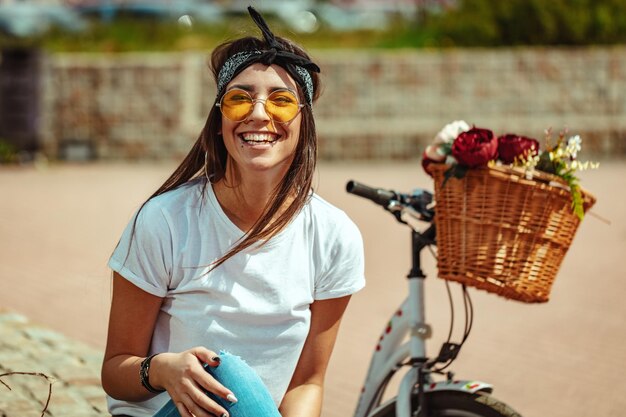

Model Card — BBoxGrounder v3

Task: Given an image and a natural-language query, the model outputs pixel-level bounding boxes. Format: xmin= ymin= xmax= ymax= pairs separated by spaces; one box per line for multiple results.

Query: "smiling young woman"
xmin=101 ymin=7 xmax=365 ymax=417
xmin=217 ymin=63 xmax=303 ymax=211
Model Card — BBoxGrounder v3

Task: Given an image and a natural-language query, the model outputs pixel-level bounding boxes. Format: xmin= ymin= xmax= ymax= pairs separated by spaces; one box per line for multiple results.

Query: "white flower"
xmin=566 ymin=135 xmax=582 ymax=159
xmin=424 ymin=120 xmax=471 ymax=162
xmin=424 ymin=145 xmax=445 ymax=161
xmin=433 ymin=120 xmax=471 ymax=145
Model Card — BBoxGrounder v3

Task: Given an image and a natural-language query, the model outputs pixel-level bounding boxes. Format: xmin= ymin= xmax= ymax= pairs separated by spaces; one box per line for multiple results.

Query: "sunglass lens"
xmin=221 ymin=89 xmax=253 ymax=121
xmin=265 ymin=90 xmax=300 ymax=123
xmin=220 ymin=89 xmax=300 ymax=123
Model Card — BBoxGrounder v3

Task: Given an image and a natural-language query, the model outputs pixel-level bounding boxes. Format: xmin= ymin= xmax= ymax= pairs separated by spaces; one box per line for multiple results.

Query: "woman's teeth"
xmin=240 ymin=133 xmax=277 ymax=144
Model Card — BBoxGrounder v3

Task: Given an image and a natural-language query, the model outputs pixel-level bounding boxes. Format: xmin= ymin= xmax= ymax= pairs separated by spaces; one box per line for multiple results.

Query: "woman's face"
xmin=220 ymin=63 xmax=302 ymax=181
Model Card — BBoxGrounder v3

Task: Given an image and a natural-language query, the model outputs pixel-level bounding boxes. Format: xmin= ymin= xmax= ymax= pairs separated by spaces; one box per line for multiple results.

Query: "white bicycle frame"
xmin=353 ymin=207 xmax=493 ymax=417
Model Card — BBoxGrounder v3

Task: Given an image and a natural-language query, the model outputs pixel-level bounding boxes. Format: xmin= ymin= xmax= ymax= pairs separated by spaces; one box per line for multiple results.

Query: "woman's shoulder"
xmin=306 ymin=192 xmax=361 ymax=237
xmin=308 ymin=192 xmax=349 ymax=220
xmin=143 ymin=177 xmax=206 ymax=215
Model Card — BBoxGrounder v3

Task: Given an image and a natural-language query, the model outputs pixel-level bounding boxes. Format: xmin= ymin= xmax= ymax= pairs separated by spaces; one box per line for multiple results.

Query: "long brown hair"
xmin=138 ymin=36 xmax=321 ymax=270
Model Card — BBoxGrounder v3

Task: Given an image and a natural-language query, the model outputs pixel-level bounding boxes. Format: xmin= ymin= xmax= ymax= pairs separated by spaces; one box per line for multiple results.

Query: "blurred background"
xmin=0 ymin=1 xmax=625 ymax=416
xmin=1 ymin=0 xmax=625 ymax=162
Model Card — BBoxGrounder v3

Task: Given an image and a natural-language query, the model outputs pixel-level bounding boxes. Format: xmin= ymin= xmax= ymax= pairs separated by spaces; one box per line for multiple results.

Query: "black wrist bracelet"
xmin=140 ymin=353 xmax=165 ymax=394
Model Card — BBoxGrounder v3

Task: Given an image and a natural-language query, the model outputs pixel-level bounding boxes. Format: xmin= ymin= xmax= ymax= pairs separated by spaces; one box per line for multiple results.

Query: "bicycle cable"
xmin=433 ymin=286 xmax=474 ymax=373
xmin=461 ymin=284 xmax=474 ymax=343
xmin=407 ymin=218 xmax=475 ymax=373
xmin=442 ymin=278 xmax=455 ymax=343
xmin=425 ymin=243 xmax=455 ymax=347
xmin=423 ymin=242 xmax=476 ymax=373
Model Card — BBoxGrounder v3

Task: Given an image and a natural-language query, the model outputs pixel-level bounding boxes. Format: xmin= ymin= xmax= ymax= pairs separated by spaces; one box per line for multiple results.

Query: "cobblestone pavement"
xmin=1 ymin=161 xmax=625 ymax=417
xmin=0 ymin=310 xmax=106 ymax=417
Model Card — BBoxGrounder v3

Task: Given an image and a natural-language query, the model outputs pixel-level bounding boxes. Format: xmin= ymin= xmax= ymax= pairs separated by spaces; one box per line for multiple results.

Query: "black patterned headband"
xmin=216 ymin=7 xmax=320 ymax=106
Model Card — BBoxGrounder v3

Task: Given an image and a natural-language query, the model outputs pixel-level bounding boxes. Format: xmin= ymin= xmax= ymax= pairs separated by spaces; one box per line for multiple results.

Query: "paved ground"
xmin=0 ymin=310 xmax=106 ymax=416
xmin=0 ymin=160 xmax=624 ymax=417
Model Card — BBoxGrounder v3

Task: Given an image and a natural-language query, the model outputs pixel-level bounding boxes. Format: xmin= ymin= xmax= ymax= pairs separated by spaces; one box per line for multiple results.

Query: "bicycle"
xmin=346 ymin=180 xmax=523 ymax=417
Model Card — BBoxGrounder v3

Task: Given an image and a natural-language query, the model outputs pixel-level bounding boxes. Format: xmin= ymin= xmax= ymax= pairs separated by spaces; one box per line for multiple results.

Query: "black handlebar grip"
xmin=346 ymin=180 xmax=397 ymax=207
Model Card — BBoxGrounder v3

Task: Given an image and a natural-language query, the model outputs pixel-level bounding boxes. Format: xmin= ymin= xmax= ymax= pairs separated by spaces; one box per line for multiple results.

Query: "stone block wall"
xmin=40 ymin=53 xmax=213 ymax=160
xmin=314 ymin=47 xmax=626 ymax=160
xmin=29 ymin=47 xmax=626 ymax=160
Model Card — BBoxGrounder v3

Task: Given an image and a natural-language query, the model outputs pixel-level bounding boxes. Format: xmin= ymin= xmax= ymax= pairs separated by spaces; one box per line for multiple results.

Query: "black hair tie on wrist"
xmin=140 ymin=353 xmax=165 ymax=394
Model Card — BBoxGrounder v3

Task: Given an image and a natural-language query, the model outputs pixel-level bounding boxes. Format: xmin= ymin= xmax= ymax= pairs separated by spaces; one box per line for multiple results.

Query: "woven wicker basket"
xmin=429 ymin=164 xmax=596 ymax=303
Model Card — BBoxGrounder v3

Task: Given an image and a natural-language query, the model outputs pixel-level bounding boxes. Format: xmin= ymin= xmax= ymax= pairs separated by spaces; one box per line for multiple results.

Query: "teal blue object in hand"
xmin=153 ymin=351 xmax=280 ymax=417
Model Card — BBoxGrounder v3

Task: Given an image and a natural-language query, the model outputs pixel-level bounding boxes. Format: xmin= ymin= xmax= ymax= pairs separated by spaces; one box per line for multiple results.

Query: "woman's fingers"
xmin=179 ymin=391 xmax=221 ymax=417
xmin=175 ymin=401 xmax=193 ymax=417
xmin=191 ymin=346 xmax=222 ymax=367
xmin=196 ymin=366 xmax=237 ymax=403
xmin=190 ymin=347 xmax=236 ymax=403
xmin=187 ymin=385 xmax=230 ymax=417
xmin=154 ymin=348 xmax=235 ymax=416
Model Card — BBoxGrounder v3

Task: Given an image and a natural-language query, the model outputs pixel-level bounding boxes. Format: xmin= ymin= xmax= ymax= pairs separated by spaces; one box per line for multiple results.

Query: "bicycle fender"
xmin=425 ymin=379 xmax=493 ymax=394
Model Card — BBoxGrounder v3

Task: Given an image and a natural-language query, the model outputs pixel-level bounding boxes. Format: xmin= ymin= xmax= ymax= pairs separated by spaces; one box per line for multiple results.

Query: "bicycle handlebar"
xmin=346 ymin=180 xmax=398 ymax=208
xmin=346 ymin=180 xmax=435 ymax=223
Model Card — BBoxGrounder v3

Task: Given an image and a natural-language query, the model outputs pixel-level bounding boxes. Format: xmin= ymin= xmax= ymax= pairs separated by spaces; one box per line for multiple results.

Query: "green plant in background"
xmin=424 ymin=0 xmax=626 ymax=47
xmin=2 ymin=0 xmax=626 ymax=52
xmin=0 ymin=139 xmax=18 ymax=164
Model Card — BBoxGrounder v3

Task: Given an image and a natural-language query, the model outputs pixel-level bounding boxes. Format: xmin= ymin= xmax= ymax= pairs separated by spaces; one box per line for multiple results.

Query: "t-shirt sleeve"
xmin=314 ymin=214 xmax=365 ymax=300
xmin=108 ymin=201 xmax=173 ymax=297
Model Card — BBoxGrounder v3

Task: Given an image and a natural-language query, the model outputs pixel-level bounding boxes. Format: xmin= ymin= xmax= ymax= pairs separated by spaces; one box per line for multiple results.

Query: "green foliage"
xmin=2 ymin=1 xmax=626 ymax=52
xmin=536 ymin=151 xmax=559 ymax=175
xmin=1 ymin=16 xmax=409 ymax=52
xmin=0 ymin=139 xmax=18 ymax=164
xmin=442 ymin=163 xmax=469 ymax=187
xmin=566 ymin=175 xmax=585 ymax=221
xmin=23 ymin=19 xmax=229 ymax=52
xmin=535 ymin=139 xmax=586 ymax=220
xmin=550 ymin=158 xmax=585 ymax=220
xmin=426 ymin=0 xmax=626 ymax=47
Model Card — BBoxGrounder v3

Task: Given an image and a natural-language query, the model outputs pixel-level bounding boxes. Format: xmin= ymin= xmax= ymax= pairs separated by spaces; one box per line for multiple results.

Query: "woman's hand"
xmin=151 ymin=347 xmax=237 ymax=417
xmin=101 ymin=274 xmax=237 ymax=416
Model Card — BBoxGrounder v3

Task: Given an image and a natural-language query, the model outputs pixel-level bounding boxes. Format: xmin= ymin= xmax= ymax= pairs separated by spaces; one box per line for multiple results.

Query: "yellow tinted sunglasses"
xmin=216 ymin=88 xmax=304 ymax=124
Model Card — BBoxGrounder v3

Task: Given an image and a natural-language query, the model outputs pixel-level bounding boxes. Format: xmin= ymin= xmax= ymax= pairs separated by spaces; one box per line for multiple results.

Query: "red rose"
xmin=497 ymin=134 xmax=539 ymax=164
xmin=451 ymin=127 xmax=498 ymax=167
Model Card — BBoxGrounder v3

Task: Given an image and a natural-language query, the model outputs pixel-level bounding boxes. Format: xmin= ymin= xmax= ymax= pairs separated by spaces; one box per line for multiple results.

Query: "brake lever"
xmin=400 ymin=206 xmax=427 ymax=232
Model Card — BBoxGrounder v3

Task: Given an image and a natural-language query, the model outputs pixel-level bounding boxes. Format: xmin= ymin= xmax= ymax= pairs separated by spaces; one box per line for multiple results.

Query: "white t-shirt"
xmin=107 ymin=177 xmax=365 ymax=416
